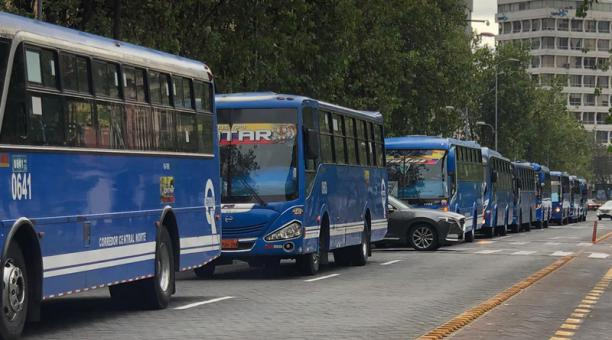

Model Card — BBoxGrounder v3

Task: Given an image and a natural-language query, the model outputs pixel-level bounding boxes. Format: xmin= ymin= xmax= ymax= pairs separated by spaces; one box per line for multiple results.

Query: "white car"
xmin=597 ymin=201 xmax=612 ymax=220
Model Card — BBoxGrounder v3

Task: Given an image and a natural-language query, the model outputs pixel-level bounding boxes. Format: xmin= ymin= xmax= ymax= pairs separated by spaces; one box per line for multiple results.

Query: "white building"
xmin=496 ymin=0 xmax=612 ymax=145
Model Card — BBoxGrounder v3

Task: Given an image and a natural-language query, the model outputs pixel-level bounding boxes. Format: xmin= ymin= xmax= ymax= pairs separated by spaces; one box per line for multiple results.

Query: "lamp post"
xmin=494 ymin=58 xmax=520 ymax=150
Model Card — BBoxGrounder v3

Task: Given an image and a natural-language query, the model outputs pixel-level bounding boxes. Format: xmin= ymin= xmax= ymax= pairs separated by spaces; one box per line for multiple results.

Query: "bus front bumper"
xmin=220 ymin=235 xmax=315 ymax=260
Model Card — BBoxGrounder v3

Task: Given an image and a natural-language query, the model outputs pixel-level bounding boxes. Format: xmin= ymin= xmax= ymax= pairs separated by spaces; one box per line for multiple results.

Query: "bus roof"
xmin=512 ymin=161 xmax=533 ymax=170
xmin=550 ymin=170 xmax=569 ymax=177
xmin=215 ymin=92 xmax=383 ymax=123
xmin=481 ymin=147 xmax=510 ymax=162
xmin=0 ymin=12 xmax=211 ymax=80
xmin=529 ymin=162 xmax=550 ymax=173
xmin=385 ymin=135 xmax=481 ymax=150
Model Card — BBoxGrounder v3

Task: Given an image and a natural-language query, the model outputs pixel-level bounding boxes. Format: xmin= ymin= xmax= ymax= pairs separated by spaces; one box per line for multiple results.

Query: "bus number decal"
xmin=11 ymin=173 xmax=32 ymax=200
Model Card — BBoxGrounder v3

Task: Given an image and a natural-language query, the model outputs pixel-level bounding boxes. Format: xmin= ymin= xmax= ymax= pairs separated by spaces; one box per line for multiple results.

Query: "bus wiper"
xmin=238 ymin=177 xmax=267 ymax=207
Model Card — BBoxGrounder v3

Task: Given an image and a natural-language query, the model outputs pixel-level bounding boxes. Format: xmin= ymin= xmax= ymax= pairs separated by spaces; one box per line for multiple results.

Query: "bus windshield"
xmin=386 ymin=149 xmax=447 ymax=200
xmin=219 ymin=108 xmax=298 ymax=203
xmin=551 ymin=179 xmax=561 ymax=202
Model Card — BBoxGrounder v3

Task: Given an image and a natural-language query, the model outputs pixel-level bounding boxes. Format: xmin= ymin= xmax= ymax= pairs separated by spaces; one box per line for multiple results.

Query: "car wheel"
xmin=464 ymin=229 xmax=474 ymax=243
xmin=409 ymin=224 xmax=439 ymax=251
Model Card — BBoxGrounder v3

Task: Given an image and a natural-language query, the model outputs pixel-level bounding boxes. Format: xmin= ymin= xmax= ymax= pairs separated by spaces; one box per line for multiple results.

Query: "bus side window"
xmin=319 ymin=111 xmax=334 ymax=164
xmin=332 ymin=114 xmax=346 ymax=164
xmin=345 ymin=117 xmax=358 ymax=165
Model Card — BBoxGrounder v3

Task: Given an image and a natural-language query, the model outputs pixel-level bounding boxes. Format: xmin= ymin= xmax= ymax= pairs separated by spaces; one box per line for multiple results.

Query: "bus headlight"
xmin=265 ymin=222 xmax=302 ymax=241
xmin=555 ymin=207 xmax=561 ymax=213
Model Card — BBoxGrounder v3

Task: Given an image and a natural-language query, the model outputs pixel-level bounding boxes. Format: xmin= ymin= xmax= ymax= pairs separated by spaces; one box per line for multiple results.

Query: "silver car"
xmin=597 ymin=200 xmax=612 ymax=220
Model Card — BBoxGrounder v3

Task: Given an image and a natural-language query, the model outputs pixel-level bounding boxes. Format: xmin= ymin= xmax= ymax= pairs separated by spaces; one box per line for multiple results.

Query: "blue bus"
xmin=511 ymin=162 xmax=537 ymax=232
xmin=569 ymin=175 xmax=581 ymax=223
xmin=578 ymin=177 xmax=588 ymax=221
xmin=213 ymin=93 xmax=387 ymax=275
xmin=480 ymin=148 xmax=514 ymax=237
xmin=550 ymin=171 xmax=570 ymax=225
xmin=385 ymin=136 xmax=483 ymax=242
xmin=531 ymin=163 xmax=552 ymax=228
xmin=0 ymin=13 xmax=220 ymax=338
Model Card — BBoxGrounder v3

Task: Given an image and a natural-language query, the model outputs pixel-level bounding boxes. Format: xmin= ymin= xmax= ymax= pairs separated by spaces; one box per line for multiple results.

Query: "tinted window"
xmin=26 ymin=48 xmax=57 ymax=88
xmin=97 ymin=102 xmax=126 ymax=149
xmin=93 ymin=61 xmax=120 ymax=98
xmin=65 ymin=99 xmax=95 ymax=147
xmin=61 ymin=53 xmax=90 ymax=93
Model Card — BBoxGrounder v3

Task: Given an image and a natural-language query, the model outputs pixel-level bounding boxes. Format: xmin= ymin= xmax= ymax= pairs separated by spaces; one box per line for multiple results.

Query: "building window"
xmin=585 ymin=20 xmax=597 ymax=32
xmin=574 ymin=112 xmax=582 ymax=122
xmin=584 ymin=39 xmax=596 ymax=51
xmin=503 ymin=22 xmax=511 ymax=34
xmin=585 ymin=96 xmax=596 ymax=107
xmin=556 ymin=56 xmax=569 ymax=68
xmin=598 ymin=76 xmax=609 ymax=88
xmin=571 ymin=56 xmax=583 ymax=69
xmin=570 ymin=75 xmax=582 ymax=87
xmin=557 ymin=37 xmax=568 ymax=50
xmin=531 ymin=38 xmax=541 ymax=50
xmin=570 ymin=38 xmax=582 ymax=50
xmin=596 ymin=131 xmax=609 ymax=143
xmin=598 ymin=39 xmax=610 ymax=52
xmin=541 ymin=55 xmax=554 ymax=68
xmin=584 ymin=57 xmax=597 ymax=70
xmin=569 ymin=94 xmax=582 ymax=106
xmin=542 ymin=37 xmax=555 ymax=49
xmin=584 ymin=75 xmax=596 ymax=87
xmin=512 ymin=21 xmax=521 ymax=33
xmin=558 ymin=19 xmax=569 ymax=31
xmin=571 ymin=19 xmax=583 ymax=32
xmin=532 ymin=19 xmax=540 ymax=31
xmin=599 ymin=95 xmax=609 ymax=107
xmin=531 ymin=56 xmax=540 ymax=68
xmin=599 ymin=21 xmax=610 ymax=33
xmin=522 ymin=20 xmax=531 ymax=32
xmin=541 ymin=74 xmax=554 ymax=86
xmin=542 ymin=18 xmax=555 ymax=30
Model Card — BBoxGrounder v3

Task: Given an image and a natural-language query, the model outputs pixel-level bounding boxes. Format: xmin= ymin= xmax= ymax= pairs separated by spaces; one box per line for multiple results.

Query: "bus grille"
xmin=222 ymin=223 xmax=267 ymax=237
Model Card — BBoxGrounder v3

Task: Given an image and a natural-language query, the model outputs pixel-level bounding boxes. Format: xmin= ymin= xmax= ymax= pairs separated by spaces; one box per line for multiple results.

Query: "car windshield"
xmin=386 ymin=149 xmax=447 ymax=199
xmin=389 ymin=195 xmax=412 ymax=210
xmin=219 ymin=108 xmax=298 ymax=204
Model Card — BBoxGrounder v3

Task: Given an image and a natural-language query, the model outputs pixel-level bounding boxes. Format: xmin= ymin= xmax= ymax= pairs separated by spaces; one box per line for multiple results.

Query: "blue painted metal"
xmin=481 ymin=148 xmax=514 ymax=231
xmin=216 ymin=93 xmax=387 ymax=261
xmin=550 ymin=171 xmax=570 ymax=224
xmin=511 ymin=161 xmax=537 ymax=227
xmin=531 ymin=162 xmax=552 ymax=226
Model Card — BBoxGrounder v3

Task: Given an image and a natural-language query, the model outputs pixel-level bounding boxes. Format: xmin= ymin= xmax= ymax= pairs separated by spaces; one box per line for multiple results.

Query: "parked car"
xmin=587 ymin=199 xmax=601 ymax=211
xmin=597 ymin=201 xmax=612 ymax=220
xmin=384 ymin=196 xmax=466 ymax=251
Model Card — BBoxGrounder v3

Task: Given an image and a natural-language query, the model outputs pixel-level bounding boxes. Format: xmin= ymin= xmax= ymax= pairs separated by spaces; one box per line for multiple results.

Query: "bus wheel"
xmin=350 ymin=228 xmax=370 ymax=266
xmin=333 ymin=249 xmax=351 ymax=266
xmin=497 ymin=223 xmax=508 ymax=236
xmin=484 ymin=227 xmax=494 ymax=238
xmin=0 ymin=242 xmax=28 ymax=340
xmin=535 ymin=221 xmax=542 ymax=229
xmin=110 ymin=227 xmax=174 ymax=309
xmin=297 ymin=252 xmax=319 ymax=276
xmin=194 ymin=263 xmax=215 ymax=279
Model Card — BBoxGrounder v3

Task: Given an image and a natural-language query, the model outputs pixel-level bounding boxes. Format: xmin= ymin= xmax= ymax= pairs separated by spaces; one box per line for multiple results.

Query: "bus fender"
xmin=1 ymin=218 xmax=42 ymax=322
xmin=158 ymin=206 xmax=180 ymax=274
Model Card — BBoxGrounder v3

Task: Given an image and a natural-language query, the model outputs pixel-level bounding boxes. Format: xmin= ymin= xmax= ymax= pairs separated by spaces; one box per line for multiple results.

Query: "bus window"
xmin=319 ymin=111 xmax=334 ymax=163
xmin=61 ymin=53 xmax=90 ymax=93
xmin=356 ymin=120 xmax=368 ymax=165
xmin=160 ymin=73 xmax=171 ymax=106
xmin=65 ymin=99 xmax=96 ymax=147
xmin=176 ymin=111 xmax=197 ymax=152
xmin=28 ymin=93 xmax=64 ymax=146
xmin=149 ymin=71 xmax=162 ymax=104
xmin=173 ymin=76 xmax=192 ymax=109
xmin=26 ymin=47 xmax=58 ymax=88
xmin=93 ymin=60 xmax=120 ymax=98
xmin=345 ymin=117 xmax=357 ymax=165
xmin=96 ymin=102 xmax=126 ymax=149
xmin=332 ymin=114 xmax=346 ymax=164
xmin=195 ymin=113 xmax=213 ymax=153
xmin=123 ymin=66 xmax=137 ymax=100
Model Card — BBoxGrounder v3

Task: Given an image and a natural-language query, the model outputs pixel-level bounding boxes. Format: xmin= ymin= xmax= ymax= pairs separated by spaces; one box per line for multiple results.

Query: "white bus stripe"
xmin=180 ymin=245 xmax=220 ymax=255
xmin=44 ymin=253 xmax=155 ymax=278
xmin=43 ymin=242 xmax=155 ymax=270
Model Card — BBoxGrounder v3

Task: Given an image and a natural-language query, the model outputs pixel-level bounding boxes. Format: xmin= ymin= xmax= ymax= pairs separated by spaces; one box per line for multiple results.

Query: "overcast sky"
xmin=471 ymin=0 xmax=498 ymax=47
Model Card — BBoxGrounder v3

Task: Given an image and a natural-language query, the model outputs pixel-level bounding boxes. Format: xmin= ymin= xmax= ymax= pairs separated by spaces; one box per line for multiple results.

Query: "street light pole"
xmin=493 ymin=58 xmax=520 ymax=151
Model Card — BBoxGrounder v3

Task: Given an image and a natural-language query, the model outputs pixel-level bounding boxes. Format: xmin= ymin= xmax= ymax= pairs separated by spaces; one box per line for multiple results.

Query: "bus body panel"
xmin=511 ymin=162 xmax=537 ymax=227
xmin=481 ymin=148 xmax=514 ymax=229
xmin=0 ymin=150 xmax=220 ymax=298
xmin=550 ymin=171 xmax=570 ymax=223
xmin=531 ymin=163 xmax=552 ymax=225
xmin=569 ymin=175 xmax=581 ymax=222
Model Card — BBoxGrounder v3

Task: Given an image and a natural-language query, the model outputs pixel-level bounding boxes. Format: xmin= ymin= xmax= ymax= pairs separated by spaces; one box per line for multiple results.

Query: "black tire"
xmin=535 ymin=221 xmax=542 ymax=229
xmin=464 ymin=229 xmax=475 ymax=243
xmin=484 ymin=227 xmax=495 ymax=238
xmin=543 ymin=220 xmax=549 ymax=228
xmin=510 ymin=222 xmax=520 ymax=233
xmin=194 ymin=263 xmax=215 ymax=279
xmin=497 ymin=223 xmax=508 ymax=236
xmin=0 ymin=242 xmax=28 ymax=340
xmin=333 ymin=249 xmax=351 ymax=266
xmin=349 ymin=227 xmax=370 ymax=266
xmin=409 ymin=224 xmax=440 ymax=251
xmin=297 ymin=252 xmax=319 ymax=275
xmin=110 ymin=227 xmax=174 ymax=309
xmin=598 ymin=216 xmax=601 ymax=221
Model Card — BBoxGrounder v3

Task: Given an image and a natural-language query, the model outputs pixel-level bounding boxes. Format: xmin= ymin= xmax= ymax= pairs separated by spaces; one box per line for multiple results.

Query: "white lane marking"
xmin=304 ymin=274 xmax=340 ymax=282
xmin=496 ymin=236 xmax=512 ymax=240
xmin=545 ymin=242 xmax=561 ymax=246
xmin=381 ymin=260 xmax=401 ymax=266
xmin=588 ymin=253 xmax=610 ymax=259
xmin=551 ymin=251 xmax=574 ymax=257
xmin=475 ymin=250 xmax=503 ymax=254
xmin=509 ymin=242 xmax=530 ymax=245
xmin=512 ymin=250 xmax=536 ymax=255
xmin=578 ymin=242 xmax=594 ymax=247
xmin=174 ymin=296 xmax=234 ymax=310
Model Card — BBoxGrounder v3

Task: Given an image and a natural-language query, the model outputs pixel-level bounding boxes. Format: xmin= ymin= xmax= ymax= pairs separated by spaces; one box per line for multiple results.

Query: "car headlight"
xmin=265 ymin=222 xmax=302 ymax=241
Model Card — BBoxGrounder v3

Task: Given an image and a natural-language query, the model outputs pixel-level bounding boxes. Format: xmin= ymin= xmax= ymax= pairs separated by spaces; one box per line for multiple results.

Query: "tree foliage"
xmin=0 ymin=0 xmax=597 ymax=179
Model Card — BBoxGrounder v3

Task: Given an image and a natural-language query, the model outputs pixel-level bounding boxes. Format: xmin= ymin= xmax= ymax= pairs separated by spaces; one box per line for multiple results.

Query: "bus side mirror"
xmin=492 ymin=171 xmax=498 ymax=183
xmin=304 ymin=128 xmax=320 ymax=160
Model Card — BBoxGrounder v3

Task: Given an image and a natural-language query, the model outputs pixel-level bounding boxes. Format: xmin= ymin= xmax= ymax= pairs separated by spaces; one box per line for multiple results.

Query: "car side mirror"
xmin=304 ymin=128 xmax=320 ymax=160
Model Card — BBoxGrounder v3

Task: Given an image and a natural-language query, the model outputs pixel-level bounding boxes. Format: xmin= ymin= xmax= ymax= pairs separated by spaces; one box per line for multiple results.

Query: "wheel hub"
xmin=157 ymin=243 xmax=171 ymax=292
xmin=3 ymin=260 xmax=25 ymax=321
xmin=413 ymin=227 xmax=433 ymax=249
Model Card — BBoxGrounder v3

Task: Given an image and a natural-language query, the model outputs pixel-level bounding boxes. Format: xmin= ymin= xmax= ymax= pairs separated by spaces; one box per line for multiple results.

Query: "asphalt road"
xmin=23 ymin=213 xmax=612 ymax=340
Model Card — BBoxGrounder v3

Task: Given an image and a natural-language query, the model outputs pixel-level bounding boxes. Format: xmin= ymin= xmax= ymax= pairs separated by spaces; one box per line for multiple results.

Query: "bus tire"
xmin=194 ymin=263 xmax=215 ymax=279
xmin=333 ymin=249 xmax=351 ymax=266
xmin=0 ymin=242 xmax=28 ymax=340
xmin=297 ymin=252 xmax=320 ymax=276
xmin=110 ymin=227 xmax=174 ymax=309
xmin=350 ymin=228 xmax=370 ymax=266
xmin=497 ymin=223 xmax=508 ymax=236
xmin=484 ymin=227 xmax=494 ymax=238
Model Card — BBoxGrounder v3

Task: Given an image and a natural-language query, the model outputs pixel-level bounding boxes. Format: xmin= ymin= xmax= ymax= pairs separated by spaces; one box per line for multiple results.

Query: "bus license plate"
xmin=222 ymin=239 xmax=239 ymax=250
